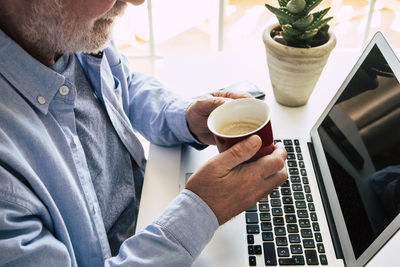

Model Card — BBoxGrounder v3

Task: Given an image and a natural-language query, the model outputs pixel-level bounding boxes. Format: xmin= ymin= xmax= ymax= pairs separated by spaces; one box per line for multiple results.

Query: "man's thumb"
xmin=219 ymin=135 xmax=261 ymax=171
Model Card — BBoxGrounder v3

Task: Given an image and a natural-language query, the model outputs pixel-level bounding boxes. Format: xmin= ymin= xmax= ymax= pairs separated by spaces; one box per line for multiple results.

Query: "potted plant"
xmin=263 ymin=0 xmax=336 ymax=107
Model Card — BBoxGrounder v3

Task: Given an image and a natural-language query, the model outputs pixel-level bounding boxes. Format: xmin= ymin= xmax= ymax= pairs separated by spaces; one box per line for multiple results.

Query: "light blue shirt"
xmin=0 ymin=29 xmax=218 ymax=266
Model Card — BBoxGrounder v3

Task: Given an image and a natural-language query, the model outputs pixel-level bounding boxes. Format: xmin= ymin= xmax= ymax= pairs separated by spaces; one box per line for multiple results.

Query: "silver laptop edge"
xmin=310 ymin=31 xmax=400 ymax=267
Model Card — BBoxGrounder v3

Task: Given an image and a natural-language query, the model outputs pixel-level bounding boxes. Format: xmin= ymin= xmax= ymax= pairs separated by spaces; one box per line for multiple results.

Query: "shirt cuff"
xmin=153 ymin=189 xmax=219 ymax=259
xmin=166 ymin=98 xmax=204 ymax=145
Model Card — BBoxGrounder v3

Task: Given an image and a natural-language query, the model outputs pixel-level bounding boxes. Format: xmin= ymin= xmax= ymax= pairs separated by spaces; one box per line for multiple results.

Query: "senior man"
xmin=0 ymin=0 xmax=287 ymax=266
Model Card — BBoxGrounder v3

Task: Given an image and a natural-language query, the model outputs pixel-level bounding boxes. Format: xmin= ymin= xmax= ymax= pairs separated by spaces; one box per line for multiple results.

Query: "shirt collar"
xmin=0 ymin=29 xmax=66 ymax=114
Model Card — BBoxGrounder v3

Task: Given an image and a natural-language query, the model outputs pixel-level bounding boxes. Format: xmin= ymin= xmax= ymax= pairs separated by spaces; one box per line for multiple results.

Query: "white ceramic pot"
xmin=262 ymin=23 xmax=336 ymax=107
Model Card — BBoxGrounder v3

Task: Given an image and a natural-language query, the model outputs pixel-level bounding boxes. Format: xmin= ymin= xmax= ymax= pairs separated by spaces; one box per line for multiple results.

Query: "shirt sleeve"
xmin=105 ymin=46 xmax=199 ymax=146
xmin=0 ymin=186 xmax=72 ymax=267
xmin=105 ymin=189 xmax=219 ymax=267
xmin=0 ymin=174 xmax=218 ymax=267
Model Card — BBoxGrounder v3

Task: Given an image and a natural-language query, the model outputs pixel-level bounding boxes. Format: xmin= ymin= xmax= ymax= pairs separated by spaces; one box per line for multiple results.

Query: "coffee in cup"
xmin=207 ymin=98 xmax=274 ymax=161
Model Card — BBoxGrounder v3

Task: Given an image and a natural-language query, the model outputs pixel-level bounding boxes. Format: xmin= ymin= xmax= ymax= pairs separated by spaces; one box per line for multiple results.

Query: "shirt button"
xmin=59 ymin=85 xmax=70 ymax=96
xmin=37 ymin=96 xmax=46 ymax=105
xmin=73 ymin=135 xmax=80 ymax=145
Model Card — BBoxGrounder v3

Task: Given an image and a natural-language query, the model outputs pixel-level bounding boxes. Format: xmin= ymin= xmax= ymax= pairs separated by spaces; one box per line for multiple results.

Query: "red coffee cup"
xmin=207 ymin=98 xmax=274 ymax=161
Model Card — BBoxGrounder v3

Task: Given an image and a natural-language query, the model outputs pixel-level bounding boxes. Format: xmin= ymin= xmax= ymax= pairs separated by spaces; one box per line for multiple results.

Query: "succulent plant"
xmin=265 ymin=0 xmax=333 ymax=48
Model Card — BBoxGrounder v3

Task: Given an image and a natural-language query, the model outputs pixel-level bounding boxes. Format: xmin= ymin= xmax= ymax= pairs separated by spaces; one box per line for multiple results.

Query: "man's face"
xmin=23 ymin=0 xmax=145 ymax=54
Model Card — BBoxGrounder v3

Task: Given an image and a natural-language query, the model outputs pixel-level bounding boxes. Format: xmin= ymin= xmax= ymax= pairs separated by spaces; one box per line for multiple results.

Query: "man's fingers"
xmin=193 ymin=96 xmax=232 ymax=116
xmin=263 ymin=168 xmax=288 ymax=189
xmin=211 ymin=90 xmax=252 ymax=99
xmin=256 ymin=142 xmax=287 ymax=174
xmin=244 ymin=142 xmax=288 ymax=185
xmin=217 ymin=135 xmax=262 ymax=172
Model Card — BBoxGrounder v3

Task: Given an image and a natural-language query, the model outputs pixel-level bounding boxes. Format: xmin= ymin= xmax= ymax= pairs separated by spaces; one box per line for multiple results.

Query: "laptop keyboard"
xmin=246 ymin=139 xmax=328 ymax=266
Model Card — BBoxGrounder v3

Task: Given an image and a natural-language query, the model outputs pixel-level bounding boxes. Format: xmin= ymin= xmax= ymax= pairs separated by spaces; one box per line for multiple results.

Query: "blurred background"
xmin=113 ymin=0 xmax=400 ymax=76
xmin=112 ymin=0 xmax=400 ymax=156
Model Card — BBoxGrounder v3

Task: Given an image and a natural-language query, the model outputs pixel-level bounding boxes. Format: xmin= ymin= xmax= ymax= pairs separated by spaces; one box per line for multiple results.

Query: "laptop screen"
xmin=316 ymin=44 xmax=400 ymax=259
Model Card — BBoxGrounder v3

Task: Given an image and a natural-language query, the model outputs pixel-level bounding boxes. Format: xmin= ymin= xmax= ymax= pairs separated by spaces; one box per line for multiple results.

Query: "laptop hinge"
xmin=308 ymin=141 xmax=344 ymax=261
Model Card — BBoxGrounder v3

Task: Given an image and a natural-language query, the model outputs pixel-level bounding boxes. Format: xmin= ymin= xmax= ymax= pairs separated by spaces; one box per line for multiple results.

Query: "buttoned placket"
xmin=51 ymin=82 xmax=112 ymax=259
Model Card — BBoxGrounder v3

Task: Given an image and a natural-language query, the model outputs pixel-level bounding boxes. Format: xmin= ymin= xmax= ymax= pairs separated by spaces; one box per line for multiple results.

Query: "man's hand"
xmin=186 ymin=90 xmax=252 ymax=145
xmin=185 ymin=135 xmax=287 ymax=225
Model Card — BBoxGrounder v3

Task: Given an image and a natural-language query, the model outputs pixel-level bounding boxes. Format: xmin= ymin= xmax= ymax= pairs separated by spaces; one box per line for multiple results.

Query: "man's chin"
xmin=61 ymin=29 xmax=113 ymax=54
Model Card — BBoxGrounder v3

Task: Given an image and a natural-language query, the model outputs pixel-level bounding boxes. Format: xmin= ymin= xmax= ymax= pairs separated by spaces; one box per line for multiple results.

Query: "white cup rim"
xmin=207 ymin=98 xmax=271 ymax=138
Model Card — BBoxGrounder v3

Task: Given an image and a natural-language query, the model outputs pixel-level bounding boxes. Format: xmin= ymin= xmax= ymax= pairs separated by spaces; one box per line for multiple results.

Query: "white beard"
xmin=21 ymin=0 xmax=127 ymax=54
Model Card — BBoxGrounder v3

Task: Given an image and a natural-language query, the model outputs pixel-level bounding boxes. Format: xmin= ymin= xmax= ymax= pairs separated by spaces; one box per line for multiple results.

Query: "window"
xmin=114 ymin=0 xmax=400 ymax=76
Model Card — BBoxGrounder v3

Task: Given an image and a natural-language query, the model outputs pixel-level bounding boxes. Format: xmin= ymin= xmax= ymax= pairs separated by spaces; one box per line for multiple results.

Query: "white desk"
xmin=137 ymin=50 xmax=400 ymax=266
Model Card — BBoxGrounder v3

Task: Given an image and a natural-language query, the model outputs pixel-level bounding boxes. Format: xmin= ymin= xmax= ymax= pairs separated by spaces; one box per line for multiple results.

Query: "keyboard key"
xmin=276 ymin=236 xmax=288 ymax=246
xmin=254 ymin=245 xmax=262 ymax=254
xmin=287 ymin=224 xmax=299 ymax=233
xmin=277 ymin=247 xmax=290 ymax=257
xmin=284 ymin=205 xmax=295 ymax=213
xmin=303 ymin=239 xmax=315 ymax=248
xmin=294 ymin=192 xmax=305 ymax=200
xmin=299 ymin=219 xmax=311 ymax=228
xmin=272 ymin=208 xmax=283 ymax=216
xmin=259 ymin=203 xmax=269 ymax=212
xmin=287 ymin=161 xmax=297 ymax=167
xmin=301 ymin=229 xmax=313 ymax=238
xmin=262 ymin=232 xmax=274 ymax=241
xmin=290 ymin=175 xmax=301 ymax=183
xmin=283 ymin=140 xmax=293 ymax=145
xmin=285 ymin=215 xmax=297 ymax=223
xmin=299 ymin=161 xmax=305 ymax=168
xmin=279 ymin=256 xmax=305 ymax=265
xmin=273 ymin=217 xmax=284 ymax=226
xmin=320 ymin=254 xmax=328 ymax=265
xmin=263 ymin=242 xmax=277 ymax=266
xmin=308 ymin=203 xmax=315 ymax=211
xmin=310 ymin=212 xmax=318 ymax=221
xmin=261 ymin=222 xmax=273 ymax=231
xmin=297 ymin=210 xmax=308 ymax=218
xmin=306 ymin=194 xmax=314 ymax=202
xmin=282 ymin=196 xmax=293 ymax=204
xmin=247 ymin=235 xmax=254 ymax=244
xmin=295 ymin=146 xmax=302 ymax=153
xmin=302 ymin=176 xmax=309 ymax=184
xmin=300 ymin=169 xmax=307 ymax=176
xmin=270 ymin=189 xmax=280 ymax=198
xmin=317 ymin=243 xmax=325 ymax=253
xmin=315 ymin=233 xmax=323 ymax=242
xmin=297 ymin=154 xmax=303 ymax=160
xmin=288 ymin=234 xmax=301 ymax=243
xmin=290 ymin=245 xmax=303 ymax=254
xmin=274 ymin=139 xmax=282 ymax=144
xmin=292 ymin=184 xmax=302 ymax=191
xmin=249 ymin=256 xmax=256 ymax=266
xmin=274 ymin=227 xmax=286 ymax=236
xmin=289 ymin=168 xmax=299 ymax=175
xmin=270 ymin=199 xmax=282 ymax=207
xmin=304 ymin=185 xmax=311 ymax=193
xmin=247 ymin=225 xmax=260 ymax=234
xmin=246 ymin=204 xmax=258 ymax=212
xmin=285 ymin=146 xmax=294 ymax=153
xmin=248 ymin=245 xmax=254 ymax=255
xmin=294 ymin=139 xmax=299 ymax=146
xmin=246 ymin=213 xmax=259 ymax=224
xmin=281 ymin=180 xmax=290 ymax=187
xmin=287 ymin=153 xmax=296 ymax=160
xmin=305 ymin=250 xmax=319 ymax=265
xmin=281 ymin=187 xmax=291 ymax=195
xmin=312 ymin=222 xmax=320 ymax=231
xmin=295 ymin=201 xmax=307 ymax=209
xmin=260 ymin=212 xmax=271 ymax=221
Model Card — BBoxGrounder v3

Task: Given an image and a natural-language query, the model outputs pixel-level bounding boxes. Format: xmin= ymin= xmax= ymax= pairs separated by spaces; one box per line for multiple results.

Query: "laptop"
xmin=137 ymin=31 xmax=400 ymax=267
